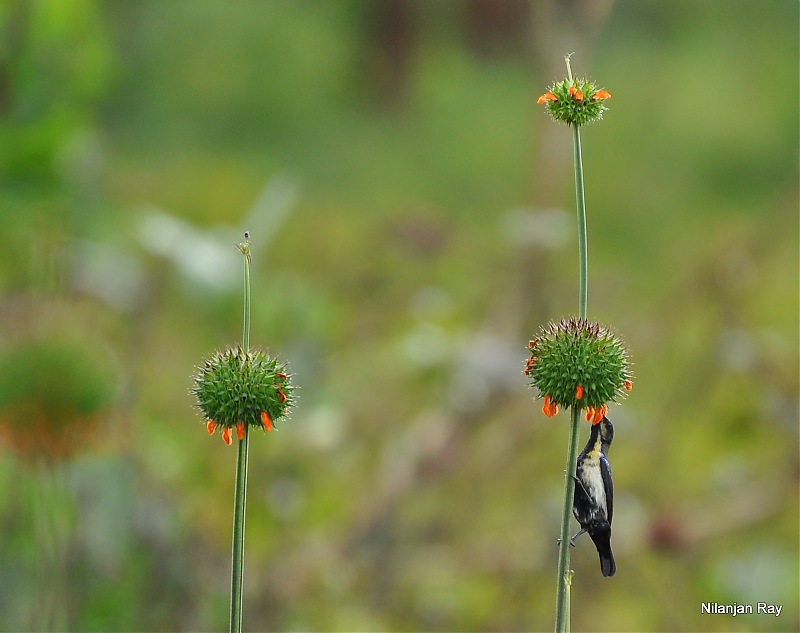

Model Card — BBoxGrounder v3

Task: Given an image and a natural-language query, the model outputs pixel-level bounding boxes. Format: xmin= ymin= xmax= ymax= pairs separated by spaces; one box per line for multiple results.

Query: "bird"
xmin=571 ymin=415 xmax=616 ymax=577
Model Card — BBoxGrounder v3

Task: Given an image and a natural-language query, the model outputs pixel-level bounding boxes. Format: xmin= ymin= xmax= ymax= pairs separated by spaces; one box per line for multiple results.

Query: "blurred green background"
xmin=0 ymin=1 xmax=797 ymax=631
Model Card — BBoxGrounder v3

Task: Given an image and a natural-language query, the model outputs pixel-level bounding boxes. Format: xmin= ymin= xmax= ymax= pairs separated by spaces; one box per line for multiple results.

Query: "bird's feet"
xmin=568 ymin=528 xmax=587 ymax=546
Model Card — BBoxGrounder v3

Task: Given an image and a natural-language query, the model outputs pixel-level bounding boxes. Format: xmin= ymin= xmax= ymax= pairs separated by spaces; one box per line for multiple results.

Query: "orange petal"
xmin=542 ymin=394 xmax=558 ymax=418
xmin=537 ymin=92 xmax=557 ymax=104
xmin=278 ymin=388 xmax=287 ymax=404
xmin=568 ymin=86 xmax=577 ymax=96
xmin=592 ymin=89 xmax=611 ymax=101
xmin=207 ymin=419 xmax=216 ymax=435
xmin=277 ymin=372 xmax=288 ymax=380
xmin=236 ymin=422 xmax=245 ymax=441
xmin=261 ymin=410 xmax=273 ymax=432
xmin=575 ymin=385 xmax=584 ymax=400
xmin=585 ymin=407 xmax=595 ymax=422
xmin=575 ymin=90 xmax=584 ymax=102
xmin=221 ymin=427 xmax=233 ymax=445
xmin=624 ymin=380 xmax=633 ymax=391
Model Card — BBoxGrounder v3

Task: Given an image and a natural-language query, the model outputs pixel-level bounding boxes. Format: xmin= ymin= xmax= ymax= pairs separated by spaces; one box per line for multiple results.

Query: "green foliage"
xmin=0 ymin=0 xmax=114 ymax=180
xmin=0 ymin=338 xmax=115 ymax=423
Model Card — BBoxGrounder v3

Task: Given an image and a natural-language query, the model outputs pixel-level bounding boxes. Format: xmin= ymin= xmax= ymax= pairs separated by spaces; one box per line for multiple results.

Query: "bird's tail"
xmin=597 ymin=546 xmax=616 ymax=577
xmin=589 ymin=524 xmax=616 ymax=577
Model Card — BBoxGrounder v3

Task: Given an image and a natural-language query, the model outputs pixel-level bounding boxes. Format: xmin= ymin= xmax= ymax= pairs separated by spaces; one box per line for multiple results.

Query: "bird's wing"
xmin=600 ymin=456 xmax=613 ymax=524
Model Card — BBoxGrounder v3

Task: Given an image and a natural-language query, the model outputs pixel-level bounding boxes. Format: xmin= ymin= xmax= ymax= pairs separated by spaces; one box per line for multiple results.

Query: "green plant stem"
xmin=230 ymin=237 xmax=252 ymax=633
xmin=241 ymin=240 xmax=251 ymax=352
xmin=554 ymin=55 xmax=590 ymax=630
xmin=572 ymin=124 xmax=588 ymax=320
xmin=230 ymin=426 xmax=249 ymax=633
xmin=554 ymin=407 xmax=581 ymax=633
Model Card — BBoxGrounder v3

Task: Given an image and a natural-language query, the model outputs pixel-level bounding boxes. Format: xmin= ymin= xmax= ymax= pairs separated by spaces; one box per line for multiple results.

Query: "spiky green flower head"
xmin=524 ymin=318 xmax=632 ymax=423
xmin=537 ymin=77 xmax=611 ymax=126
xmin=192 ymin=346 xmax=295 ymax=445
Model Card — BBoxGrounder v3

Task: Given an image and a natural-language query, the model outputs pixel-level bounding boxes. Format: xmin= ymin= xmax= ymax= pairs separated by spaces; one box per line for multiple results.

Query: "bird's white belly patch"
xmin=582 ymin=461 xmax=607 ymax=519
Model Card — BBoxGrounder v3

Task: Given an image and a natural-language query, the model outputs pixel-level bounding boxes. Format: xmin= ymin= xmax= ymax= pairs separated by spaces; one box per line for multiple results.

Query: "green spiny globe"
xmin=538 ymin=77 xmax=611 ymax=126
xmin=192 ymin=346 xmax=295 ymax=435
xmin=525 ymin=318 xmax=631 ymax=411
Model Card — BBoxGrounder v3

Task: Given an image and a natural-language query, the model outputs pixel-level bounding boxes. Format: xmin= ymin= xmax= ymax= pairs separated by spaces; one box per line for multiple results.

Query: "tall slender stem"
xmin=554 ymin=407 xmax=582 ymax=633
xmin=554 ymin=53 xmax=590 ymax=633
xmin=230 ymin=235 xmax=252 ymax=633
xmin=572 ymin=124 xmax=588 ymax=320
xmin=241 ymin=239 xmax=251 ymax=352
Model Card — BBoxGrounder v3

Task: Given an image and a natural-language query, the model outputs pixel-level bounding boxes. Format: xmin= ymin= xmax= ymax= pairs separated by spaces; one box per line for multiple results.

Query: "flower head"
xmin=192 ymin=346 xmax=295 ymax=444
xmin=537 ymin=78 xmax=611 ymax=126
xmin=0 ymin=338 xmax=117 ymax=462
xmin=525 ymin=318 xmax=631 ymax=421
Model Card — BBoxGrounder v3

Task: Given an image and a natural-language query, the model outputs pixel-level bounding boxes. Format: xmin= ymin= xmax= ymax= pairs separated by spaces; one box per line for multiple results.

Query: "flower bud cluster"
xmin=525 ymin=318 xmax=631 ymax=423
xmin=192 ymin=346 xmax=294 ymax=444
xmin=537 ymin=78 xmax=611 ymax=126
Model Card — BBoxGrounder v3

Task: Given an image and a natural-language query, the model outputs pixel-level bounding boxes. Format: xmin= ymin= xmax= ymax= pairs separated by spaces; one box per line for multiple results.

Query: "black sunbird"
xmin=571 ymin=415 xmax=616 ymax=577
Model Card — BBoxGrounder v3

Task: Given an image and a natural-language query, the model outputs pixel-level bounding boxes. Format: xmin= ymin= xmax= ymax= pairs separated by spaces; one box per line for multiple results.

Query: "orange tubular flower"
xmin=583 ymin=405 xmax=606 ymax=424
xmin=592 ymin=89 xmax=611 ymax=101
xmin=236 ymin=422 xmax=245 ymax=441
xmin=207 ymin=419 xmax=216 ymax=435
xmin=624 ymin=380 xmax=633 ymax=392
xmin=537 ymin=92 xmax=558 ymax=104
xmin=590 ymin=404 xmax=608 ymax=425
xmin=221 ymin=426 xmax=233 ymax=445
xmin=542 ymin=394 xmax=559 ymax=418
xmin=261 ymin=410 xmax=273 ymax=432
xmin=575 ymin=385 xmax=584 ymax=400
xmin=568 ymin=85 xmax=584 ymax=101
